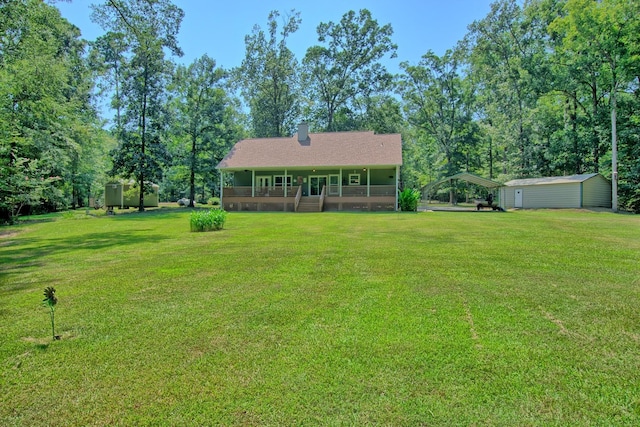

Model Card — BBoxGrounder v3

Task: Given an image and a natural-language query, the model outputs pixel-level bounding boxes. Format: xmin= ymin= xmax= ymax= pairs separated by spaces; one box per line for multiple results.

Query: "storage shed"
xmin=105 ymin=181 xmax=159 ymax=209
xmin=500 ymin=173 xmax=611 ymax=209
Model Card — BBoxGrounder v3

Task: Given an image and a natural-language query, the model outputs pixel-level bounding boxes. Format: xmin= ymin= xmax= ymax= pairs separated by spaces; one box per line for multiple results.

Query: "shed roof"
xmin=504 ymin=173 xmax=601 ymax=187
xmin=217 ymin=131 xmax=402 ymax=171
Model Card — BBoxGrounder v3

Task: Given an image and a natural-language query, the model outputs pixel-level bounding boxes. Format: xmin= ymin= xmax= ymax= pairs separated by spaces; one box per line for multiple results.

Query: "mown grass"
xmin=1 ymin=208 xmax=639 ymax=425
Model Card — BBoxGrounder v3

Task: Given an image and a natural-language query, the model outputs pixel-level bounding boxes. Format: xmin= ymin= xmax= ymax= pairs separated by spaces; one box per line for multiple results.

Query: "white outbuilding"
xmin=500 ymin=173 xmax=611 ymax=209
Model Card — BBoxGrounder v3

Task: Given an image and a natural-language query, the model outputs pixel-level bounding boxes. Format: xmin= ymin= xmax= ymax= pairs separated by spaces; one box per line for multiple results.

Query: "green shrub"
xmin=208 ymin=197 xmax=221 ymax=206
xmin=190 ymin=209 xmax=227 ymax=232
xmin=62 ymin=210 xmax=92 ymax=220
xmin=399 ymin=188 xmax=421 ymax=211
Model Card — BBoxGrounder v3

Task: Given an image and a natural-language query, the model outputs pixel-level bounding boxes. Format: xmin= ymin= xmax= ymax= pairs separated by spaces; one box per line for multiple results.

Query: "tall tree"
xmin=91 ymin=0 xmax=183 ymax=211
xmin=91 ymin=31 xmax=127 ymax=132
xmin=302 ymin=9 xmax=397 ymax=132
xmin=467 ymin=0 xmax=547 ymax=178
xmin=0 ymin=0 xmax=98 ymax=222
xmin=547 ymin=1 xmax=607 ymax=175
xmin=400 ymin=127 xmax=438 ymax=191
xmin=550 ymin=0 xmax=640 ymax=211
xmin=399 ymin=48 xmax=480 ymax=202
xmin=358 ymin=95 xmax=405 ymax=135
xmin=169 ymin=55 xmax=233 ymax=206
xmin=235 ymin=10 xmax=301 ymax=138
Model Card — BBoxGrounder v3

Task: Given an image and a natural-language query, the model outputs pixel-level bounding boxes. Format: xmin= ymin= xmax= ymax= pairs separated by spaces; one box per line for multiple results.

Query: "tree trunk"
xmin=591 ymin=81 xmax=600 ymax=172
xmin=189 ymin=133 xmax=196 ymax=207
xmin=138 ymin=64 xmax=149 ymax=212
xmin=488 ymin=134 xmax=493 ymax=180
xmin=571 ymin=95 xmax=580 ymax=174
xmin=611 ymin=84 xmax=618 ymax=212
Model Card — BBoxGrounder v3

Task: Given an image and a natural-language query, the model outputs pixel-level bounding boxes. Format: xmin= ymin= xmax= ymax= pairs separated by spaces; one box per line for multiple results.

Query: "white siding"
xmin=502 ymin=183 xmax=580 ymax=208
xmin=524 ymin=183 xmax=581 ymax=208
xmin=501 ymin=174 xmax=611 ymax=209
xmin=582 ymin=175 xmax=612 ymax=207
xmin=501 ymin=187 xmax=514 ymax=208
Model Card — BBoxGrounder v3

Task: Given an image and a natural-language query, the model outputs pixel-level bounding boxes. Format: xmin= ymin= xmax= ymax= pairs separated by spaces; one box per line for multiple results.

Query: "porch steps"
xmin=296 ymin=197 xmax=322 ymax=212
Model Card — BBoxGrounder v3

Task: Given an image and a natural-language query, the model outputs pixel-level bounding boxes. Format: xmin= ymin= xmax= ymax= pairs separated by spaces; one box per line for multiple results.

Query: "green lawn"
xmin=1 ymin=208 xmax=639 ymax=425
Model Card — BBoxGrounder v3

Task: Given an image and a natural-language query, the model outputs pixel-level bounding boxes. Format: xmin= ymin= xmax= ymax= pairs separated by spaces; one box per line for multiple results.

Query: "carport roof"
xmin=422 ymin=172 xmax=502 ymax=190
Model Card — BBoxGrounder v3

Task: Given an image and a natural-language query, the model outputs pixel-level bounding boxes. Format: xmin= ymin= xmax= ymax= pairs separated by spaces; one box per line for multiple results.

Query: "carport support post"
xmin=449 ymin=179 xmax=456 ymax=205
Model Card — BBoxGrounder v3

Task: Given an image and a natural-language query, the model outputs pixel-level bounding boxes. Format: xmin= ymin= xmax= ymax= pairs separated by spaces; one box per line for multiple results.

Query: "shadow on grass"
xmin=104 ymin=206 xmax=194 ymax=219
xmin=0 ymin=229 xmax=172 ymax=295
xmin=3 ymin=228 xmax=170 ymax=257
xmin=16 ymin=218 xmax=57 ymax=224
xmin=1 ymin=207 xmax=186 ymax=264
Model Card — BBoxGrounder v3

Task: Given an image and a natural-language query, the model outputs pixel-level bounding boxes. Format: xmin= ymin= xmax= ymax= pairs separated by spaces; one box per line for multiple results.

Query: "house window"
xmin=274 ymin=175 xmax=292 ymax=187
xmin=349 ymin=174 xmax=360 ymax=185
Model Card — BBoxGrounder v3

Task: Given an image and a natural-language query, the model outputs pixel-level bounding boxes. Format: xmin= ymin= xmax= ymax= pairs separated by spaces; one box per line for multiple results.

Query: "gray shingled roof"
xmin=504 ymin=173 xmax=600 ymax=186
xmin=217 ymin=131 xmax=402 ymax=170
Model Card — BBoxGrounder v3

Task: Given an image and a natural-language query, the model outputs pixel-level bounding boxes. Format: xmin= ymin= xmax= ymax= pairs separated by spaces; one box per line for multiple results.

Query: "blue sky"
xmin=57 ymin=0 xmax=495 ymax=71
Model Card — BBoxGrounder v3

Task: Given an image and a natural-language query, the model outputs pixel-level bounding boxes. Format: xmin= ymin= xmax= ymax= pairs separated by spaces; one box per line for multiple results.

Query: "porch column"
xmin=339 ymin=168 xmax=343 ymax=197
xmin=367 ymin=168 xmax=371 ymax=197
xmin=252 ymin=170 xmax=255 ymax=197
xmin=219 ymin=170 xmax=223 ymax=207
xmin=395 ymin=165 xmax=400 ymax=211
xmin=284 ymin=169 xmax=288 ymax=197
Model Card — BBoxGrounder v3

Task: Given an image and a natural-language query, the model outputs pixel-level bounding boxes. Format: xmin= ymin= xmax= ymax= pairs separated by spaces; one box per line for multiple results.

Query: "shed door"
xmin=514 ymin=189 xmax=523 ymax=208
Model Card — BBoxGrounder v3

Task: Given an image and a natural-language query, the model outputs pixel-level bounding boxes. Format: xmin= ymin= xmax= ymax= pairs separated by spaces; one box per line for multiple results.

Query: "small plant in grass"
xmin=398 ymin=188 xmax=421 ymax=211
xmin=190 ymin=209 xmax=227 ymax=232
xmin=42 ymin=287 xmax=59 ymax=340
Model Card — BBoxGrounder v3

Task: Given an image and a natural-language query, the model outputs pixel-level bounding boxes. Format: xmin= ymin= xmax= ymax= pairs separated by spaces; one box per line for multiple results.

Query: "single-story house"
xmin=216 ymin=123 xmax=403 ymax=212
xmin=499 ymin=173 xmax=612 ymax=209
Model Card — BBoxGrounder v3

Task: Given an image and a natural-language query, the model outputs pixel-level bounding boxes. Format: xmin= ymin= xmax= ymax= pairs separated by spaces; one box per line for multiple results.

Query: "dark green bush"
xmin=190 ymin=209 xmax=227 ymax=232
xmin=399 ymin=188 xmax=421 ymax=211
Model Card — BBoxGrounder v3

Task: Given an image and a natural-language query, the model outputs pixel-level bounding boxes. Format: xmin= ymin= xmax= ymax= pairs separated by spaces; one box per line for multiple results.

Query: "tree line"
xmin=1 ymin=0 xmax=639 ymax=222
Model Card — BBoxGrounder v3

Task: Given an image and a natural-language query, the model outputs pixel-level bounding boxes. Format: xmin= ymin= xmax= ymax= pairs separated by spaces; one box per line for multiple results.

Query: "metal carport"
xmin=421 ymin=173 xmax=502 ymax=210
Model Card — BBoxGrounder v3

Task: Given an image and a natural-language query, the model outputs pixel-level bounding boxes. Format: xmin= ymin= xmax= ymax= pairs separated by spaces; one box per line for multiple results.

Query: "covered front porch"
xmin=219 ymin=167 xmax=399 ymax=212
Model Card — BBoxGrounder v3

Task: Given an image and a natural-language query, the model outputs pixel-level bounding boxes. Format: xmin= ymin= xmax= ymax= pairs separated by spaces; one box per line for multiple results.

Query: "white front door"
xmin=309 ymin=176 xmax=327 ymax=196
xmin=256 ymin=176 xmax=271 ymax=196
xmin=328 ymin=174 xmax=340 ymax=195
xmin=257 ymin=176 xmax=271 ymax=188
xmin=514 ymin=189 xmax=523 ymax=208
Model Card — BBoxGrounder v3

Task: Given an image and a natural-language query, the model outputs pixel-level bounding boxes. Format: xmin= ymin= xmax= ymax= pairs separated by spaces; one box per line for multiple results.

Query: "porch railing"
xmin=223 ymin=184 xmax=396 ymax=198
xmin=223 ymin=186 xmax=299 ymax=197
xmin=294 ymin=185 xmax=302 ymax=212
xmin=339 ymin=185 xmax=396 ymax=197
xmin=319 ymin=185 xmax=326 ymax=211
